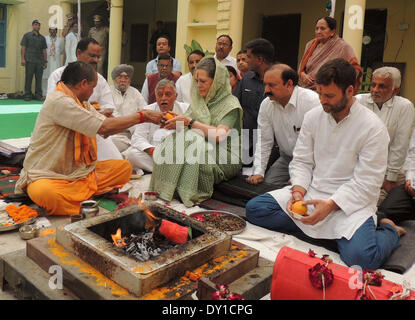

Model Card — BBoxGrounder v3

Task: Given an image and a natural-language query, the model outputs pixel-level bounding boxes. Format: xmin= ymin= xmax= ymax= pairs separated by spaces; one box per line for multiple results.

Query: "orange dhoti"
xmin=27 ymin=160 xmax=132 ymax=215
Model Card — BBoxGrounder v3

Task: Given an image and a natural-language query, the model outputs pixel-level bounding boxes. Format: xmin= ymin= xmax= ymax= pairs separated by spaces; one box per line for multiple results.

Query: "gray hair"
xmin=154 ymin=78 xmax=176 ymax=94
xmin=195 ymin=57 xmax=216 ymax=79
xmin=373 ymin=66 xmax=401 ymax=89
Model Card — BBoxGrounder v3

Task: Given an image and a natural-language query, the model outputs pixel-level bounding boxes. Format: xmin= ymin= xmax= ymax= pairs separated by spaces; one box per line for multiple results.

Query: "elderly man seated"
xmin=356 ymin=66 xmax=415 ymax=203
xmin=141 ymin=53 xmax=180 ymax=104
xmin=110 ymin=64 xmax=147 ymax=153
xmin=378 ymin=127 xmax=415 ymax=225
xmin=15 ymin=61 xmax=161 ymax=216
xmin=123 ymin=79 xmax=189 ymax=173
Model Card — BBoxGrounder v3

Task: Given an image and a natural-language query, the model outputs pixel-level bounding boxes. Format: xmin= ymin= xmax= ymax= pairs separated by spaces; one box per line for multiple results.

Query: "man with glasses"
xmin=142 ymin=53 xmax=180 ymax=104
xmin=214 ymin=34 xmax=238 ymax=73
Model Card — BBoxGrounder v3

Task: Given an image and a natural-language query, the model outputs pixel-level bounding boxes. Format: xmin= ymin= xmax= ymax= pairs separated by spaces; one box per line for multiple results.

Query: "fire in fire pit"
xmin=109 ymin=200 xmax=193 ymax=262
xmin=56 ymin=202 xmax=232 ymax=297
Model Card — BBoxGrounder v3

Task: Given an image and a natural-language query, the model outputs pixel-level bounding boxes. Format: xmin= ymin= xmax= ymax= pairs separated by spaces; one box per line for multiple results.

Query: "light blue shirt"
xmin=145 ymin=56 xmax=182 ymax=75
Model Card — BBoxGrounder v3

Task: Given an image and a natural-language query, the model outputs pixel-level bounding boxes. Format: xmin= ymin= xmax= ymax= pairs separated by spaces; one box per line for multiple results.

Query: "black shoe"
xmin=23 ymin=96 xmax=31 ymax=101
xmin=34 ymin=95 xmax=45 ymax=101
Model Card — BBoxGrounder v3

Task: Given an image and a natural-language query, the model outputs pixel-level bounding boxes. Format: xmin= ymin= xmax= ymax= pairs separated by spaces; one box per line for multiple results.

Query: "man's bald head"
xmin=265 ymin=63 xmax=299 ymax=86
xmin=263 ymin=63 xmax=298 ymax=105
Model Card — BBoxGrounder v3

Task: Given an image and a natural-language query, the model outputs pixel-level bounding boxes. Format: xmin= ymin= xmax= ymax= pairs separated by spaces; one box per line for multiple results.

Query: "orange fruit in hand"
xmin=165 ymin=113 xmax=174 ymax=120
xmin=291 ymin=201 xmax=308 ymax=216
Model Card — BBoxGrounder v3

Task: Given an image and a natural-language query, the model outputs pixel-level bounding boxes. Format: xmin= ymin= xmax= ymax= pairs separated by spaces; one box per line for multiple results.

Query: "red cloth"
xmin=159 ymin=219 xmax=188 ymax=244
xmin=271 ymin=246 xmax=415 ymax=300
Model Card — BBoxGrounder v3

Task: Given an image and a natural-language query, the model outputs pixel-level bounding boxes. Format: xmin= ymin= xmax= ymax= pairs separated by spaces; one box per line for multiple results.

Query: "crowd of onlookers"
xmin=17 ymin=14 xmax=415 ymax=270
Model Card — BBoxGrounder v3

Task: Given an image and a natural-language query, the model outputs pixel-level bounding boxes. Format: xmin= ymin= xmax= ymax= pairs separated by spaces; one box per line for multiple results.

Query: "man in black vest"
xmin=234 ymin=38 xmax=276 ymax=168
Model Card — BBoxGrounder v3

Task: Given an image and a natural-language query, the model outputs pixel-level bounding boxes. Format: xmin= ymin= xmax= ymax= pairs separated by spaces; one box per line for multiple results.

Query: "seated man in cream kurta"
xmin=246 ymin=58 xmax=404 ymax=270
xmin=15 ymin=61 xmax=162 ymax=216
xmin=356 ymin=67 xmax=415 ymax=204
xmin=109 ymin=64 xmax=147 ymax=153
xmin=123 ymin=79 xmax=189 ymax=172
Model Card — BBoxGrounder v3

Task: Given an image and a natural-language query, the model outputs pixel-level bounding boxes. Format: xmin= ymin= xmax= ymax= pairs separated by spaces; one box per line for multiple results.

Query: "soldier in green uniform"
xmin=20 ymin=19 xmax=47 ymax=101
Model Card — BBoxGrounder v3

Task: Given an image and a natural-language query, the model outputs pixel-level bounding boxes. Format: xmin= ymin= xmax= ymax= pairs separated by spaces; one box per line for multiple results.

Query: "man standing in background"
xmin=176 ymin=49 xmax=205 ymax=104
xmin=214 ymin=34 xmax=238 ymax=72
xmin=21 ymin=20 xmax=47 ymax=101
xmin=88 ymin=15 xmax=109 ymax=76
xmin=42 ymin=25 xmax=64 ymax=97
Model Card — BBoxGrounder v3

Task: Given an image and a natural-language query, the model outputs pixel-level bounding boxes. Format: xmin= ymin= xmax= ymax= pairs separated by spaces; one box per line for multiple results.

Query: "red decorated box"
xmin=271 ymin=246 xmax=415 ymax=300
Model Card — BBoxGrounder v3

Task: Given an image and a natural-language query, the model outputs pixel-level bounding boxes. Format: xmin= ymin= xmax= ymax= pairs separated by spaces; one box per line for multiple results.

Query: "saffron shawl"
xmin=298 ymin=34 xmax=363 ymax=93
xmin=55 ymin=82 xmax=98 ymax=166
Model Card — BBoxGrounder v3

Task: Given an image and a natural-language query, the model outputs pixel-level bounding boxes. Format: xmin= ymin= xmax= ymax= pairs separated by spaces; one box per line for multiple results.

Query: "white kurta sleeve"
xmin=47 ymin=69 xmax=61 ymax=95
xmin=253 ymin=102 xmax=276 ymax=177
xmin=404 ymin=128 xmax=415 ymax=181
xmin=331 ymin=126 xmax=389 ymax=215
xmin=130 ymin=123 xmax=154 ymax=152
xmin=386 ymin=101 xmax=415 ymax=181
xmin=176 ymin=77 xmax=184 ymax=103
xmin=141 ymin=78 xmax=149 ymax=104
xmin=127 ymin=89 xmax=148 ymax=134
xmin=96 ymin=75 xmax=115 ymax=110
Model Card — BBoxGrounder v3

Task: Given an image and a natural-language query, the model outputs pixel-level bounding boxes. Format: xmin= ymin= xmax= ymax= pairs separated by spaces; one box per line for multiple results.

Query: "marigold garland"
xmin=5 ymin=204 xmax=38 ymax=223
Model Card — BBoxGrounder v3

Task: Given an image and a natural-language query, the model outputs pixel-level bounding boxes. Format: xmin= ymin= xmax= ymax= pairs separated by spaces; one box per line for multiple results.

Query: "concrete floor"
xmin=0 ymin=210 xmax=110 ymax=300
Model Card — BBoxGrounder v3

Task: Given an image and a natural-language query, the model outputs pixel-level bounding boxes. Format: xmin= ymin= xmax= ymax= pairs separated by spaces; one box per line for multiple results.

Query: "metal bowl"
xmin=189 ymin=210 xmax=246 ymax=235
xmin=19 ymin=225 xmax=36 ymax=240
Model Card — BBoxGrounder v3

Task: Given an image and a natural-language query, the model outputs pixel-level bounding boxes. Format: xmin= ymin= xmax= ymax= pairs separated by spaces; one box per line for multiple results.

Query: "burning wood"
xmin=119 ymin=231 xmax=175 ymax=262
xmin=111 ymin=228 xmax=127 ymax=248
xmin=137 ymin=194 xmax=159 ymax=229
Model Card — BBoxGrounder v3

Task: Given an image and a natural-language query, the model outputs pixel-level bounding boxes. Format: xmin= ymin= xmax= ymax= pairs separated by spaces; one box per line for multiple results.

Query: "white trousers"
xmin=123 ymin=147 xmax=154 ymax=172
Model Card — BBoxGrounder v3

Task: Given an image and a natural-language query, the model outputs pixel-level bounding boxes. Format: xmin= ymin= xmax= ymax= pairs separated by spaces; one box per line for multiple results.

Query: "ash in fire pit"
xmin=123 ymin=231 xmax=173 ymax=261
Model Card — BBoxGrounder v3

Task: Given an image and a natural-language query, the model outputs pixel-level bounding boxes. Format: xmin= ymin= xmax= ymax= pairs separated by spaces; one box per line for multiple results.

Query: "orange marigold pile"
xmin=5 ymin=204 xmax=38 ymax=223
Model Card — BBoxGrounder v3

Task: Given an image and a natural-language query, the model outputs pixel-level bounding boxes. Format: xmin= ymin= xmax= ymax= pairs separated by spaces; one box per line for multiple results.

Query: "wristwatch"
xmin=188 ymin=119 xmax=195 ymax=129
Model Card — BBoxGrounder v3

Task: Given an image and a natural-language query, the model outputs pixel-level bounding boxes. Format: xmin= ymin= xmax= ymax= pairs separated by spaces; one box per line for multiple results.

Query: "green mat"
xmin=0 ymin=99 xmax=42 ymax=139
xmin=0 ymin=99 xmax=43 ymax=106
xmin=96 ymin=198 xmax=118 ymax=211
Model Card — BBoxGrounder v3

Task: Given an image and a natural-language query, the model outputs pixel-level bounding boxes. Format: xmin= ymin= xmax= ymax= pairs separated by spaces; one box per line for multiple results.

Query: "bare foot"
xmin=380 ymin=218 xmax=406 ymax=237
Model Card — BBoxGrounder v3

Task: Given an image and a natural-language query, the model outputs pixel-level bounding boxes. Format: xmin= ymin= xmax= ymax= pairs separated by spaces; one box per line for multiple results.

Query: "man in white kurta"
xmin=64 ymin=23 xmax=78 ymax=66
xmin=246 ymin=64 xmax=320 ymax=188
xmin=246 ymin=58 xmax=401 ymax=270
xmin=109 ymin=64 xmax=147 ymax=152
xmin=47 ymin=38 xmax=122 ymax=161
xmin=214 ymin=35 xmax=239 ymax=73
xmin=356 ymin=66 xmax=415 ymax=202
xmin=176 ymin=50 xmax=205 ymax=104
xmin=378 ymin=127 xmax=415 ymax=223
xmin=42 ymin=26 xmax=64 ymax=96
xmin=124 ymin=79 xmax=189 ymax=172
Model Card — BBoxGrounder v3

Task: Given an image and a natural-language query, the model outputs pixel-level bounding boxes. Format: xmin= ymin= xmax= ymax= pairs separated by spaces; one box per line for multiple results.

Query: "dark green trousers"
xmin=24 ymin=61 xmax=44 ymax=98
